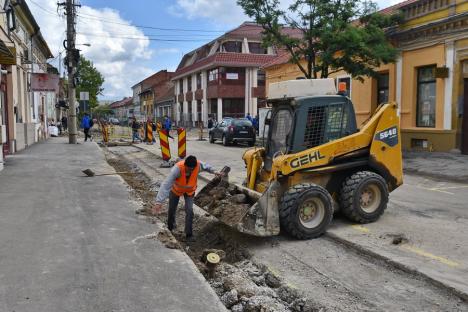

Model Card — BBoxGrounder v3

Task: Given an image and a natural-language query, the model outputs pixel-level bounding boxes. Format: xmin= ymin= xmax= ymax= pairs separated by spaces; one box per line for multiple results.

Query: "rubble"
xmin=195 ymin=183 xmax=251 ymax=227
xmin=157 ymin=229 xmax=181 ymax=249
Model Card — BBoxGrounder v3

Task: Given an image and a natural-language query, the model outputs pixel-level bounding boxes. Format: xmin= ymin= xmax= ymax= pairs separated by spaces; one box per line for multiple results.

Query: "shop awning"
xmin=0 ymin=39 xmax=16 ymax=65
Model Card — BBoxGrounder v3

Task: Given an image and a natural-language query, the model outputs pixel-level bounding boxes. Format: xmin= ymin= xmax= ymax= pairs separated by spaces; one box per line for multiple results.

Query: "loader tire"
xmin=279 ymin=184 xmax=333 ymax=239
xmin=340 ymin=171 xmax=389 ymax=223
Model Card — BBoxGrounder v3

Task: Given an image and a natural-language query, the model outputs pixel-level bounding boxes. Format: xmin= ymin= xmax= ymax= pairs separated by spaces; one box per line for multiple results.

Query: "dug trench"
xmin=105 ymin=147 xmax=322 ymax=312
xmin=103 ymin=146 xmax=468 ymax=312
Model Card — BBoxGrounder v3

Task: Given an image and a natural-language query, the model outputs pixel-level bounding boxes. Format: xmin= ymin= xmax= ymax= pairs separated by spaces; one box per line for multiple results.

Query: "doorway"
xmin=462 ymin=78 xmax=468 ymax=154
xmin=1 ymin=69 xmax=9 ymax=157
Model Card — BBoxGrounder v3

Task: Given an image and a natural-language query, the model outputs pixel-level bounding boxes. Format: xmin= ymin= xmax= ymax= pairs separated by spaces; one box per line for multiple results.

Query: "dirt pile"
xmin=157 ymin=229 xmax=181 ymax=249
xmin=195 ymin=182 xmax=251 ymax=227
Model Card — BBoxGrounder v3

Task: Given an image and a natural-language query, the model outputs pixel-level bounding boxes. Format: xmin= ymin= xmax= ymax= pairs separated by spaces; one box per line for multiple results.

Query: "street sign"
xmin=80 ymin=92 xmax=89 ymax=101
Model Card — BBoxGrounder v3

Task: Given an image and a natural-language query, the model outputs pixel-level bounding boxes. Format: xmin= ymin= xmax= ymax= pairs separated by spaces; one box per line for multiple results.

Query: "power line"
xmin=76 ymin=32 xmax=210 ymax=42
xmin=28 ymin=0 xmax=63 ymax=18
xmin=77 ymin=31 xmax=217 ymax=38
xmin=76 ymin=14 xmax=226 ymax=33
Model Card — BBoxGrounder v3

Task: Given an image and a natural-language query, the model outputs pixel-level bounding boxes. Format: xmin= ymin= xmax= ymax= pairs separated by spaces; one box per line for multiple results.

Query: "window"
xmin=196 ymin=73 xmax=202 ymax=89
xmin=223 ymin=41 xmax=242 ymax=53
xmin=337 ymin=77 xmax=351 ymax=97
xmin=270 ymin=109 xmax=293 ymax=154
xmin=233 ymin=119 xmax=252 ymax=127
xmin=377 ymin=73 xmax=389 ymax=105
xmin=417 ymin=66 xmax=436 ymax=128
xmin=187 ymin=76 xmax=192 ymax=91
xmin=304 ymin=103 xmax=348 ymax=148
xmin=210 ymin=99 xmax=217 ymax=116
xmin=208 ymin=68 xmax=219 ymax=82
xmin=179 ymin=80 xmax=183 ymax=94
xmin=222 ymin=98 xmax=244 ymax=118
xmin=249 ymin=42 xmax=267 ymax=54
xmin=257 ymin=70 xmax=266 ymax=86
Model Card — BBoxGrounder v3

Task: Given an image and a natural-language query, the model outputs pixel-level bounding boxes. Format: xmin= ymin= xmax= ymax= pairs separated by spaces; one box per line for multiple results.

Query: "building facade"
xmin=109 ymin=97 xmax=133 ymax=123
xmin=265 ymin=0 xmax=468 ymax=152
xmin=172 ymin=22 xmax=294 ymax=126
xmin=131 ymin=70 xmax=174 ymax=121
xmin=0 ymin=0 xmax=53 ymax=170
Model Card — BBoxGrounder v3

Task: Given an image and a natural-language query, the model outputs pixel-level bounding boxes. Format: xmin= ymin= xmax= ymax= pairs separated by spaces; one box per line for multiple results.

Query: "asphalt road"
xmin=160 ymin=136 xmax=468 ymax=299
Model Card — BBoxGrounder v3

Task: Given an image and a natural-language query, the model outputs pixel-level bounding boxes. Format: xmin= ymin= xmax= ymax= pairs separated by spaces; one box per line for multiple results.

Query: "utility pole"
xmin=64 ymin=0 xmax=78 ymax=144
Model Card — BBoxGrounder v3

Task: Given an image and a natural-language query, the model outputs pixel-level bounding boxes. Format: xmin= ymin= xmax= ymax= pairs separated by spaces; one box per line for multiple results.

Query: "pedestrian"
xmin=207 ymin=117 xmax=214 ymax=129
xmin=163 ymin=115 xmax=174 ymax=140
xmin=130 ymin=117 xmax=141 ymax=143
xmin=61 ymin=116 xmax=68 ymax=132
xmin=152 ymin=155 xmax=220 ymax=241
xmin=253 ymin=115 xmax=259 ymax=134
xmin=246 ymin=112 xmax=253 ymax=122
xmin=80 ymin=113 xmax=92 ymax=142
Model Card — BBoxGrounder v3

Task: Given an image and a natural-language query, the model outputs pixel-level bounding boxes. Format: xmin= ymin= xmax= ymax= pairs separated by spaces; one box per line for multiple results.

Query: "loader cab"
xmin=264 ymin=95 xmax=357 ymax=171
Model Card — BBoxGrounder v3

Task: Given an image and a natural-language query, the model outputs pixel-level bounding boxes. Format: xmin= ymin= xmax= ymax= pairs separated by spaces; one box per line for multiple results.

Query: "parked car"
xmin=109 ymin=117 xmax=120 ymax=125
xmin=209 ymin=117 xmax=256 ymax=146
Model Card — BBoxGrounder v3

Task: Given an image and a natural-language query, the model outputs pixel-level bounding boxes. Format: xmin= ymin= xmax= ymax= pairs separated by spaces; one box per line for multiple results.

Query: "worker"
xmin=152 ymin=155 xmax=219 ymax=241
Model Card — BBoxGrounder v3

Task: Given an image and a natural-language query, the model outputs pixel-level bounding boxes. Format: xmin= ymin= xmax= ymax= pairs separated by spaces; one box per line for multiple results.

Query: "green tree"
xmin=237 ymin=0 xmax=402 ymax=80
xmin=76 ymin=55 xmax=105 ymax=109
xmin=92 ymin=103 xmax=113 ymax=118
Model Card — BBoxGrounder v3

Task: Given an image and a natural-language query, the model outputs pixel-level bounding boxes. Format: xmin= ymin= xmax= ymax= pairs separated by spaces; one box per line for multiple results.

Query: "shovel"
xmin=82 ymin=168 xmax=131 ymax=177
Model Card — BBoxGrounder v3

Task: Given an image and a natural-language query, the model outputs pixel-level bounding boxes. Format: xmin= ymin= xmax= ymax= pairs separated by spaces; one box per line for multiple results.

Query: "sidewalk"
xmin=0 ymin=137 xmax=225 ymax=312
xmin=404 ymin=150 xmax=468 ymax=183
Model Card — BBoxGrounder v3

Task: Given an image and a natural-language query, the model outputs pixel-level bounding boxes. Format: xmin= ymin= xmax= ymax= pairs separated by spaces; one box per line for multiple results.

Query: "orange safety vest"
xmin=172 ymin=160 xmax=200 ymax=196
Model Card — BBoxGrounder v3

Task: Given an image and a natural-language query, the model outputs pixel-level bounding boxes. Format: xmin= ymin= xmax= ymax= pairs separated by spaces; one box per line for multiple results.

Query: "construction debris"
xmin=195 ymin=184 xmax=251 ymax=227
xmin=157 ymin=229 xmax=181 ymax=249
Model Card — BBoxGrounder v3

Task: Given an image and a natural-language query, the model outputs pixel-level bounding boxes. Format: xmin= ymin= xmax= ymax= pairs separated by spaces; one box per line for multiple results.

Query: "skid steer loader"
xmin=195 ymin=79 xmax=403 ymax=239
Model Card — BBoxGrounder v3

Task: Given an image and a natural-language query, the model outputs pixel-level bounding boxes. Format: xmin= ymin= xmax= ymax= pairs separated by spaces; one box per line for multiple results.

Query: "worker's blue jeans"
xmin=168 ymin=191 xmax=194 ymax=236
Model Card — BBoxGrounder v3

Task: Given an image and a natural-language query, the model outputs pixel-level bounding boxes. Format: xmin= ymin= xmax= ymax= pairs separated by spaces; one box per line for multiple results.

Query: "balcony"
xmin=186 ymin=91 xmax=193 ymax=102
xmin=252 ymin=86 xmax=265 ymax=98
xmin=195 ymin=89 xmax=204 ymax=100
xmin=207 ymin=84 xmax=245 ymax=99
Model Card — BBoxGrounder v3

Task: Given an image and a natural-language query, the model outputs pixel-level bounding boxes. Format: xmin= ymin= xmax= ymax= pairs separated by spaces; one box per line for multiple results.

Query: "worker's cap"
xmin=184 ymin=155 xmax=197 ymax=168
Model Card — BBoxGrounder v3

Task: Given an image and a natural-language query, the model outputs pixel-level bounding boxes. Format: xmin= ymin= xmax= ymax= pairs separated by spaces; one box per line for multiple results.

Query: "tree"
xmin=76 ymin=55 xmax=105 ymax=110
xmin=237 ymin=0 xmax=402 ymax=80
xmin=92 ymin=103 xmax=114 ymax=119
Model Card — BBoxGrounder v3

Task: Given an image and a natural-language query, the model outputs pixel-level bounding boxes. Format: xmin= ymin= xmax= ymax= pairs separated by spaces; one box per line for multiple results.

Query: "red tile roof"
xmin=173 ymin=22 xmax=303 ymax=79
xmin=110 ymin=97 xmax=133 ymax=109
xmin=173 ymin=52 xmax=278 ymax=79
xmin=379 ymin=0 xmax=419 ymax=15
xmin=262 ymin=50 xmax=291 ymax=68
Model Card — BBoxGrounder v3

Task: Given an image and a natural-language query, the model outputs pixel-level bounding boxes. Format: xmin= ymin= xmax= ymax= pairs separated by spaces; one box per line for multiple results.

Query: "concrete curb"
xmin=326 ymin=232 xmax=468 ymax=302
xmin=403 ymin=168 xmax=468 ymax=184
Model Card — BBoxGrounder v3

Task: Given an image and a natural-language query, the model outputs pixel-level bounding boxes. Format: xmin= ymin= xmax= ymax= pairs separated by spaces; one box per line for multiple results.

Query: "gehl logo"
xmin=290 ymin=150 xmax=326 ymax=169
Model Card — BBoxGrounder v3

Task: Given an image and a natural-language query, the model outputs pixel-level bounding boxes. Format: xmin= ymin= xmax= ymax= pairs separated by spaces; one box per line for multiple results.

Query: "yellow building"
xmin=265 ymin=0 xmax=468 ymax=152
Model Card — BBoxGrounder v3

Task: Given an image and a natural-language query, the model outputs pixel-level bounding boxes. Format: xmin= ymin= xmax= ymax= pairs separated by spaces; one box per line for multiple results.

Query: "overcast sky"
xmin=28 ymin=0 xmax=405 ymax=101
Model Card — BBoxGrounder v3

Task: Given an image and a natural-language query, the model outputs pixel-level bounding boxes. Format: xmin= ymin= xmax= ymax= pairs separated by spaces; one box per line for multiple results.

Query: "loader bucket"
xmin=194 ymin=177 xmax=281 ymax=237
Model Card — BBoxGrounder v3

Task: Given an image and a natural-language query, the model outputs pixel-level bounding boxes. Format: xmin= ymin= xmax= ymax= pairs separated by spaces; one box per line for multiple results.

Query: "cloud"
xmin=170 ymin=0 xmax=407 ymax=26
xmin=169 ymin=0 xmax=247 ymax=26
xmin=28 ymin=0 xmax=155 ymax=99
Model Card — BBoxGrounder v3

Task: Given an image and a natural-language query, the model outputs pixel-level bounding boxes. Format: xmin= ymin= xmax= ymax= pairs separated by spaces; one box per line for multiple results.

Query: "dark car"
xmin=209 ymin=118 xmax=256 ymax=146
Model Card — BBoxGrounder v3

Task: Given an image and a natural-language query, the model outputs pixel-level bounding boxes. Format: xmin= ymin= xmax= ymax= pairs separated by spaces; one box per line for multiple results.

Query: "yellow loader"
xmin=196 ymin=79 xmax=403 ymax=239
